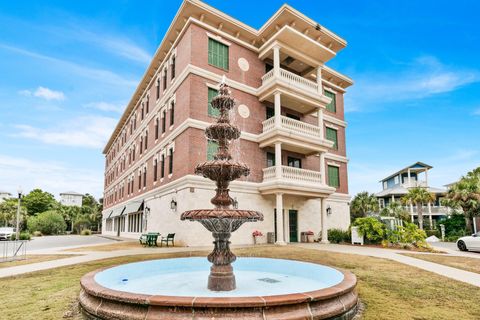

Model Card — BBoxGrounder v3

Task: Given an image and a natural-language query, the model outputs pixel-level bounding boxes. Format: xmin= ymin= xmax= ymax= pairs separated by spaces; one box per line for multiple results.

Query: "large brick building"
xmin=101 ymin=0 xmax=353 ymax=245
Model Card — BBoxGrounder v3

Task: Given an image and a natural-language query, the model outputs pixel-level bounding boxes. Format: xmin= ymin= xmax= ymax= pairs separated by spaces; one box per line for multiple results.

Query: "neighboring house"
xmin=375 ymin=162 xmax=448 ymax=227
xmin=101 ymin=0 xmax=353 ymax=245
xmin=60 ymin=191 xmax=84 ymax=207
xmin=0 ymin=191 xmax=12 ymax=203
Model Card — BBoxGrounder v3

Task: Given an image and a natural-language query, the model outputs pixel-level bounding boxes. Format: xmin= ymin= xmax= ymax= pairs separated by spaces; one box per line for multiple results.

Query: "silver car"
xmin=457 ymin=232 xmax=480 ymax=252
xmin=0 ymin=227 xmax=15 ymax=240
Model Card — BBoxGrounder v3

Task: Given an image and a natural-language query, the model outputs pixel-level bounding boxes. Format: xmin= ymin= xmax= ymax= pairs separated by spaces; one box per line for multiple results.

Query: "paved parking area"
xmin=25 ymin=235 xmax=117 ymax=253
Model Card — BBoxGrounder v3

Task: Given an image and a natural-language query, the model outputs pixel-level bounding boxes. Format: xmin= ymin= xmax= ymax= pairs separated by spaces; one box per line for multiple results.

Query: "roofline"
xmin=102 ymin=0 xmax=349 ymax=154
xmin=379 ymin=162 xmax=433 ymax=183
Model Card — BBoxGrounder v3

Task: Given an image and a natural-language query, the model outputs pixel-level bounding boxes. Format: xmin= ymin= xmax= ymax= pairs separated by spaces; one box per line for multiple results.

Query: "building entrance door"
xmin=289 ymin=210 xmax=298 ymax=242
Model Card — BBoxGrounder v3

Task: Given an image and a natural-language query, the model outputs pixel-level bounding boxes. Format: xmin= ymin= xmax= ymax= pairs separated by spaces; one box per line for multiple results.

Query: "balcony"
xmin=402 ymin=180 xmax=428 ymax=188
xmin=259 ymin=116 xmax=333 ymax=155
xmin=259 ymin=165 xmax=335 ymax=197
xmin=409 ymin=206 xmax=449 ymax=215
xmin=258 ymin=68 xmax=331 ymax=114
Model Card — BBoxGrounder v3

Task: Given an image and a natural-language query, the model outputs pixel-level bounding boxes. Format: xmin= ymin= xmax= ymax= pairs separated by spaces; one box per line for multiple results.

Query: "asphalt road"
xmin=25 ymin=235 xmax=117 ymax=252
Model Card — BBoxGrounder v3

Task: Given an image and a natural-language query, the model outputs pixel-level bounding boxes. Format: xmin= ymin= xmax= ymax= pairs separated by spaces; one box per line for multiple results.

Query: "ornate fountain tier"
xmin=180 ymin=79 xmax=263 ymax=291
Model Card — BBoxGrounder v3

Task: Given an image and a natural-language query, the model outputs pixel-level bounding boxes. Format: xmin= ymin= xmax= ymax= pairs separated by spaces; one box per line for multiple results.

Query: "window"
xmin=141 ymin=104 xmax=144 ymax=120
xmin=155 ymin=118 xmax=159 ymax=139
xmin=140 ymin=137 xmax=143 ymax=154
xmin=161 ymin=154 xmax=165 ymax=178
xmin=171 ymin=56 xmax=176 ymax=79
xmin=326 ymin=127 xmax=338 ymax=150
xmin=208 ymin=88 xmax=219 ymax=117
xmin=132 ymin=145 xmax=136 ymax=161
xmin=133 ymin=115 xmax=137 ymax=129
xmin=287 ymin=157 xmax=301 ymax=168
xmin=128 ymin=212 xmax=143 ymax=233
xmin=325 ymin=90 xmax=336 ymax=113
xmin=168 ymin=148 xmax=174 ymax=174
xmin=266 ymin=152 xmax=275 ymax=167
xmin=170 ymin=100 xmax=175 ymax=125
xmin=163 ymin=68 xmax=167 ymax=90
xmin=266 ymin=107 xmax=274 ymax=119
xmin=207 ymin=140 xmax=219 ymax=161
xmin=138 ymin=171 xmax=142 ymax=190
xmin=327 ymin=165 xmax=340 ymax=188
xmin=156 ymin=78 xmax=160 ymax=99
xmin=208 ymin=38 xmax=229 ymax=70
xmin=153 ymin=159 xmax=158 ymax=182
xmin=146 ymin=97 xmax=149 ymax=114
xmin=144 ymin=132 xmax=148 ymax=150
xmin=162 ymin=110 xmax=166 ymax=133
xmin=143 ymin=167 xmax=147 ymax=187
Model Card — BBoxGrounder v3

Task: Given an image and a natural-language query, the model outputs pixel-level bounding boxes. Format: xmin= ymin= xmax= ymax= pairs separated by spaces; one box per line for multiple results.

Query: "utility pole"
xmin=16 ymin=187 xmax=22 ymax=241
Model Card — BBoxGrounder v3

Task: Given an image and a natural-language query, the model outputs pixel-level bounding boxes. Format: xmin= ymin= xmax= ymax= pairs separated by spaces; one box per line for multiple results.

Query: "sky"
xmin=0 ymin=0 xmax=479 ymax=199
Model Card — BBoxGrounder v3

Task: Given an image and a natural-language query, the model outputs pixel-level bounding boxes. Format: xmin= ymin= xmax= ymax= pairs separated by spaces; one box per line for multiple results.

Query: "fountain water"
xmin=78 ymin=78 xmax=358 ymax=320
xmin=180 ymin=79 xmax=263 ymax=291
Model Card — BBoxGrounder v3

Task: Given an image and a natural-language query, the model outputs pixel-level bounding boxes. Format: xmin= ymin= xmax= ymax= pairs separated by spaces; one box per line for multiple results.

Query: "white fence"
xmin=1 ymin=240 xmax=27 ymax=262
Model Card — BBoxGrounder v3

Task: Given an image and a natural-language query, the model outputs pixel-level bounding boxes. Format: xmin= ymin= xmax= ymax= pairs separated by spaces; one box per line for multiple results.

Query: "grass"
xmin=402 ymin=253 xmax=480 ymax=274
xmin=0 ymin=254 xmax=77 ymax=269
xmin=65 ymin=241 xmax=142 ymax=252
xmin=0 ymin=246 xmax=479 ymax=319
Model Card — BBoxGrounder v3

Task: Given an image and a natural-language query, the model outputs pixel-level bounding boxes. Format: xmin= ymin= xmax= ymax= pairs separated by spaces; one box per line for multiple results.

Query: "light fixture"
xmin=170 ymin=198 xmax=177 ymax=211
xmin=232 ymin=197 xmax=238 ymax=209
xmin=326 ymin=205 xmax=332 ymax=215
xmin=144 ymin=206 xmax=150 ymax=215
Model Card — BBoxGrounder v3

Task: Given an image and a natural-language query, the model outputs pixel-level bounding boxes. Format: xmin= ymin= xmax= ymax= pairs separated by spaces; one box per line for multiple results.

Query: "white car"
xmin=0 ymin=227 xmax=15 ymax=240
xmin=457 ymin=232 xmax=480 ymax=252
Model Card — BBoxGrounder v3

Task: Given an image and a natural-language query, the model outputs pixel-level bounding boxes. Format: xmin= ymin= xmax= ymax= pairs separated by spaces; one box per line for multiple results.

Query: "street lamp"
xmin=16 ymin=187 xmax=22 ymax=241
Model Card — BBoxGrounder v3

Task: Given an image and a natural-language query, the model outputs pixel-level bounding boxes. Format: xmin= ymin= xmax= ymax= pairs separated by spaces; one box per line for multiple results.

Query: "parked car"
xmin=0 ymin=227 xmax=15 ymax=240
xmin=457 ymin=232 xmax=480 ymax=252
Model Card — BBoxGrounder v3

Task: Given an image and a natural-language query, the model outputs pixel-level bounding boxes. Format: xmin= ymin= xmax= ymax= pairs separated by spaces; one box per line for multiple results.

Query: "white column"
xmin=410 ymin=203 xmax=414 ymax=222
xmin=428 ymin=202 xmax=433 ymax=228
xmin=274 ymin=92 xmax=281 ymax=129
xmin=391 ymin=194 xmax=395 ymax=203
xmin=275 ymin=193 xmax=286 ymax=245
xmin=316 ymin=66 xmax=323 ymax=94
xmin=408 ymin=169 xmax=411 ymax=186
xmin=275 ymin=142 xmax=282 ymax=179
xmin=273 ymin=45 xmax=280 ymax=77
xmin=317 ymin=108 xmax=324 ymax=140
xmin=320 ymin=152 xmax=326 ymax=185
xmin=320 ymin=197 xmax=329 ymax=243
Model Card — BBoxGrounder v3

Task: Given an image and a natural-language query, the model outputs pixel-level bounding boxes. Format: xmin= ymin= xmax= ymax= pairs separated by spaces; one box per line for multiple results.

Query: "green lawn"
xmin=0 ymin=254 xmax=77 ymax=269
xmin=0 ymin=246 xmax=479 ymax=319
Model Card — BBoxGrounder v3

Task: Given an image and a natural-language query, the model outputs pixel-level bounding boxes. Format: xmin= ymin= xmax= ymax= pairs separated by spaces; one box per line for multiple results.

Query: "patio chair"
xmin=146 ymin=232 xmax=160 ymax=247
xmin=160 ymin=233 xmax=175 ymax=247
xmin=139 ymin=234 xmax=148 ymax=246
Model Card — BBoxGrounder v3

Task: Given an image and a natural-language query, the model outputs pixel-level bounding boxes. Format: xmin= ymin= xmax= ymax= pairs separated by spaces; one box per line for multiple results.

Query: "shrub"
xmin=353 ymin=217 xmax=385 ymax=243
xmin=33 ymin=231 xmax=43 ymax=237
xmin=19 ymin=232 xmax=31 ymax=240
xmin=81 ymin=229 xmax=92 ymax=236
xmin=438 ymin=213 xmax=466 ymax=237
xmin=73 ymin=216 xmax=91 ymax=234
xmin=27 ymin=210 xmax=67 ymax=235
xmin=328 ymin=228 xmax=350 ymax=244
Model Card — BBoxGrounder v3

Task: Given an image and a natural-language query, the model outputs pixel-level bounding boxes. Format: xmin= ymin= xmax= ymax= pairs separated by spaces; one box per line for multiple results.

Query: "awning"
xmin=105 ymin=210 xmax=113 ymax=219
xmin=110 ymin=206 xmax=126 ymax=218
xmin=124 ymin=200 xmax=144 ymax=215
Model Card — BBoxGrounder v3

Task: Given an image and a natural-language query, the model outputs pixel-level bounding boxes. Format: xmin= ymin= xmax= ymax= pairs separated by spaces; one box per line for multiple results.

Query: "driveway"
xmin=25 ymin=235 xmax=118 ymax=253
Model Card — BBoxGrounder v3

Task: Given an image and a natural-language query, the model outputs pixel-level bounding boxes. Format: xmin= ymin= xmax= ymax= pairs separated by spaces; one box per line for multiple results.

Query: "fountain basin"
xmin=79 ymin=257 xmax=358 ymax=319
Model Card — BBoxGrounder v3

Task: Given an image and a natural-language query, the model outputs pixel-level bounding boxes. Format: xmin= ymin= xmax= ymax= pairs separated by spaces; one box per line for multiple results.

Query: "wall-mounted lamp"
xmin=232 ymin=197 xmax=238 ymax=209
xmin=170 ymin=198 xmax=177 ymax=211
xmin=326 ymin=205 xmax=332 ymax=215
xmin=144 ymin=206 xmax=150 ymax=215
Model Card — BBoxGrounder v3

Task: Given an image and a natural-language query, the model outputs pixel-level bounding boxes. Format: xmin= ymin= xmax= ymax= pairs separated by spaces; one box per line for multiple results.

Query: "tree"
xmin=401 ymin=187 xmax=435 ymax=230
xmin=0 ymin=198 xmax=27 ymax=228
xmin=22 ymin=189 xmax=57 ymax=215
xmin=380 ymin=201 xmax=410 ymax=222
xmin=350 ymin=192 xmax=379 ymax=220
xmin=445 ymin=169 xmax=480 ymax=233
xmin=27 ymin=210 xmax=67 ymax=235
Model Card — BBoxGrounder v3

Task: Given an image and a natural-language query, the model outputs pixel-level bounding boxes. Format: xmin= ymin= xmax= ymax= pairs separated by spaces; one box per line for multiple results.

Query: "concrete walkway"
xmin=296 ymin=243 xmax=480 ymax=287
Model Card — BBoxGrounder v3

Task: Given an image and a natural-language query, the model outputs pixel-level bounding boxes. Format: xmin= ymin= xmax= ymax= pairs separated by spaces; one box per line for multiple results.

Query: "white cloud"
xmin=345 ymin=55 xmax=479 ymax=112
xmin=473 ymin=108 xmax=480 ymax=116
xmin=84 ymin=101 xmax=125 ymax=113
xmin=19 ymin=86 xmax=65 ymax=101
xmin=13 ymin=116 xmax=117 ymax=149
xmin=0 ymin=154 xmax=103 ymax=198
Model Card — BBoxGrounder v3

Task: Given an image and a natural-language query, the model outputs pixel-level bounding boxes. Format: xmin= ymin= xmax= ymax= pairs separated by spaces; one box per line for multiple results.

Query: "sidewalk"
xmin=296 ymin=243 xmax=480 ymax=287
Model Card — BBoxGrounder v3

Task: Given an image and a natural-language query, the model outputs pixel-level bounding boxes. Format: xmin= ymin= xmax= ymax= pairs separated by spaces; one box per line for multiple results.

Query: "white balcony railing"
xmin=262 ymin=115 xmax=322 ymax=139
xmin=263 ymin=166 xmax=322 ymax=184
xmin=409 ymin=206 xmax=449 ymax=214
xmin=261 ymin=68 xmax=319 ymax=94
xmin=402 ymin=180 xmax=428 ymax=188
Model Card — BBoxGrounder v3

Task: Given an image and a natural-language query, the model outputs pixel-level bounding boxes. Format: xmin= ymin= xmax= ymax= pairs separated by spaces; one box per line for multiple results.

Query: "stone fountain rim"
xmin=79 ymin=256 xmax=357 ymax=308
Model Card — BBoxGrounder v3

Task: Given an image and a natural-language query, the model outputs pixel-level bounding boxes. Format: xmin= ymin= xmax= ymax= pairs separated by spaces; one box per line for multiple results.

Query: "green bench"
xmin=139 ymin=232 xmax=160 ymax=247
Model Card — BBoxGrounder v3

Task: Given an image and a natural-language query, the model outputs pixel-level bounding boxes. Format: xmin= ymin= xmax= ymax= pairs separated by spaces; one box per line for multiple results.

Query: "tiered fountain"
xmin=79 ymin=79 xmax=358 ymax=320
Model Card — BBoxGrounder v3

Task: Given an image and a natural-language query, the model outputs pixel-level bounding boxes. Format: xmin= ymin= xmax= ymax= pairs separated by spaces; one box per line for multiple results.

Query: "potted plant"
xmin=252 ymin=230 xmax=263 ymax=245
xmin=306 ymin=230 xmax=315 ymax=243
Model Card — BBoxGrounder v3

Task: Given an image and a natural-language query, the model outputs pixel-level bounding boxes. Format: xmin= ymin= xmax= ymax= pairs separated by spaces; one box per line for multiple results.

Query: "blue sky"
xmin=0 ymin=0 xmax=479 ymax=199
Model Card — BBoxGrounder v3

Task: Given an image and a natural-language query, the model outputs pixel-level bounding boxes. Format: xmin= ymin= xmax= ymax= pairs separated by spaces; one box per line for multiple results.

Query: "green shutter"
xmin=207 ymin=140 xmax=219 ymax=161
xmin=208 ymin=38 xmax=229 ymax=70
xmin=328 ymin=165 xmax=340 ymax=188
xmin=208 ymin=88 xmax=220 ymax=117
xmin=325 ymin=90 xmax=336 ymax=113
xmin=326 ymin=127 xmax=338 ymax=150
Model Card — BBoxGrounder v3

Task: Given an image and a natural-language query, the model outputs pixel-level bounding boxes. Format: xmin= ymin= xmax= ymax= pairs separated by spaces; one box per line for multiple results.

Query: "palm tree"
xmin=350 ymin=191 xmax=379 ymax=220
xmin=445 ymin=174 xmax=480 ymax=233
xmin=380 ymin=201 xmax=410 ymax=222
xmin=401 ymin=187 xmax=435 ymax=230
